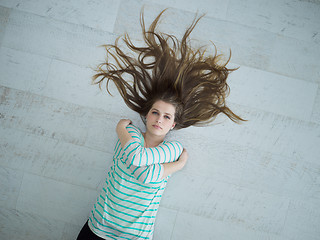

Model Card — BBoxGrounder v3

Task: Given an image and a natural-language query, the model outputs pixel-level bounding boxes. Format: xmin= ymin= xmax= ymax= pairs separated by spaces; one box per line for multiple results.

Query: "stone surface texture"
xmin=0 ymin=0 xmax=319 ymax=239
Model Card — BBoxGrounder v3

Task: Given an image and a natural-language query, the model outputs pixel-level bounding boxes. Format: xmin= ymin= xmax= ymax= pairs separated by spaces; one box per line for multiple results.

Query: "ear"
xmin=171 ymin=122 xmax=176 ymax=130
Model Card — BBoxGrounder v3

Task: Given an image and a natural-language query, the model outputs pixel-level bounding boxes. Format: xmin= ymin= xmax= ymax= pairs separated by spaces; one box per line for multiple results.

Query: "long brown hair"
xmin=93 ymin=9 xmax=246 ymax=129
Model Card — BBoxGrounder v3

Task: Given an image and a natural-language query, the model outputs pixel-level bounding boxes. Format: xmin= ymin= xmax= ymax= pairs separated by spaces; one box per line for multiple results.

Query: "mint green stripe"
xmin=114 ymin=141 xmax=122 ymax=159
xmin=89 ymin=216 xmax=126 ymax=240
xmin=176 ymin=141 xmax=182 ymax=154
xmin=150 ymin=163 xmax=155 ymax=181
xmin=88 ymin=217 xmax=120 ymax=240
xmin=114 ymin=166 xmax=162 ymax=191
xmin=168 ymin=142 xmax=176 ymax=161
xmin=115 ymin=160 xmax=163 ymax=188
xmin=115 ymin=144 xmax=121 ymax=159
xmin=123 ymin=141 xmax=135 ymax=152
xmin=89 ymin=215 xmax=150 ymax=239
xmin=97 ymin=202 xmax=154 ymax=225
xmin=145 ymin=148 xmax=149 ymax=165
xmin=127 ymin=145 xmax=139 ymax=166
xmin=114 ymin=139 xmax=120 ymax=153
xmin=132 ymin=165 xmax=139 ymax=175
xmin=138 ymin=167 xmax=149 ymax=183
xmin=108 ymin=173 xmax=163 ymax=198
xmin=126 ymin=126 xmax=139 ymax=134
xmin=105 ymin=183 xmax=149 ymax=207
xmin=150 ymin=148 xmax=155 ymax=164
xmin=95 ymin=205 xmax=152 ymax=229
xmin=94 ymin=204 xmax=154 ymax=231
xmin=91 ymin=207 xmax=153 ymax=234
xmin=101 ymin=189 xmax=158 ymax=213
xmin=155 ymin=147 xmax=161 ymax=163
xmin=97 ymin=203 xmax=153 ymax=226
xmin=114 ymin=166 xmax=150 ymax=192
xmin=139 ymin=149 xmax=142 ymax=166
xmin=106 ymin=181 xmax=161 ymax=206
xmin=111 ymin=170 xmax=163 ymax=198
xmin=166 ymin=144 xmax=172 ymax=162
xmin=89 ymin=215 xmax=151 ymax=240
xmin=109 ymin=174 xmax=154 ymax=201
xmin=99 ymin=195 xmax=155 ymax=219
xmin=101 ymin=189 xmax=152 ymax=213
xmin=156 ymin=164 xmax=161 ymax=181
xmin=158 ymin=145 xmax=166 ymax=162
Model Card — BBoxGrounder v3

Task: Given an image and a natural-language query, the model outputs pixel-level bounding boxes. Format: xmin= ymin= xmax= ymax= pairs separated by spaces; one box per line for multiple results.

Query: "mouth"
xmin=152 ymin=125 xmax=162 ymax=130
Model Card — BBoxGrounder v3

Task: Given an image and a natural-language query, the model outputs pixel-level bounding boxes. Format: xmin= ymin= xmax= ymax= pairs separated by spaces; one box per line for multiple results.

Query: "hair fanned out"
xmin=92 ymin=9 xmax=246 ymax=129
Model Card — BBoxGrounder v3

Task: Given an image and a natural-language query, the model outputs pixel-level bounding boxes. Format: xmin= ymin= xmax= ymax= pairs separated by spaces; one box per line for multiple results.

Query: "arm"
xmin=116 ymin=119 xmax=133 ymax=148
xmin=162 ymin=149 xmax=188 ymax=178
xmin=123 ymin=138 xmax=183 ymax=167
xmin=120 ymin=125 xmax=183 ymax=167
xmin=129 ymin=149 xmax=188 ymax=183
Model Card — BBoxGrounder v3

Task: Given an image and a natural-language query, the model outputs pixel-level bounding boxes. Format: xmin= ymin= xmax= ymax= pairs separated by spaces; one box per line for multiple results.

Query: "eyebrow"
xmin=151 ymin=108 xmax=173 ymax=116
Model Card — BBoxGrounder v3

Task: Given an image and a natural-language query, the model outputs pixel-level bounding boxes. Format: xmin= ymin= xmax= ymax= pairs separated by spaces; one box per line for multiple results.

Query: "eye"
xmin=164 ymin=115 xmax=171 ymax=120
xmin=152 ymin=111 xmax=158 ymax=115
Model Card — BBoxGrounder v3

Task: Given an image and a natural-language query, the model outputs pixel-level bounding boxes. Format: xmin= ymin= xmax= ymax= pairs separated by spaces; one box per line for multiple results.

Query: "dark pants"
xmin=76 ymin=221 xmax=105 ymax=240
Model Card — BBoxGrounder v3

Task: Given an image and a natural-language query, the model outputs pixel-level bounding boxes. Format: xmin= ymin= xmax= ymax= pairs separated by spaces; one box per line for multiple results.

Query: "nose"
xmin=156 ymin=116 xmax=162 ymax=123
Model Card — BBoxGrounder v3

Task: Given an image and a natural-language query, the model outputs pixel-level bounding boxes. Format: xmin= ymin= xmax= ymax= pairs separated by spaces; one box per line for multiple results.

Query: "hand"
xmin=162 ymin=148 xmax=189 ymax=178
xmin=117 ymin=119 xmax=132 ymax=130
xmin=178 ymin=148 xmax=188 ymax=169
xmin=116 ymin=119 xmax=133 ymax=148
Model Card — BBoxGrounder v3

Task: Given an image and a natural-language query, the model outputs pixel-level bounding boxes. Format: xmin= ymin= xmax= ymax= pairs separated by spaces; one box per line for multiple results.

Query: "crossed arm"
xmin=116 ymin=119 xmax=188 ymax=180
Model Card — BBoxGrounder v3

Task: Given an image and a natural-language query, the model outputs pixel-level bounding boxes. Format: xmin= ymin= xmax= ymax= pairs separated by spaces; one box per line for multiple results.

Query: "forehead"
xmin=151 ymin=100 xmax=176 ymax=115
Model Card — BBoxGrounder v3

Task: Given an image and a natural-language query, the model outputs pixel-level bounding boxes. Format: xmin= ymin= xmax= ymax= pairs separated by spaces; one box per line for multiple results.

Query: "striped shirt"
xmin=88 ymin=124 xmax=183 ymax=240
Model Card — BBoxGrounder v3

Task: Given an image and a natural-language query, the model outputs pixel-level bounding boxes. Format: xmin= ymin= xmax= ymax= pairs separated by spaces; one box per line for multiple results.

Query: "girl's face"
xmin=145 ymin=100 xmax=176 ymax=137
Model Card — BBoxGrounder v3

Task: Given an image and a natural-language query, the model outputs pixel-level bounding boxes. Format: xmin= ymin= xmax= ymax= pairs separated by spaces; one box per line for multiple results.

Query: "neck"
xmin=143 ymin=131 xmax=165 ymax=148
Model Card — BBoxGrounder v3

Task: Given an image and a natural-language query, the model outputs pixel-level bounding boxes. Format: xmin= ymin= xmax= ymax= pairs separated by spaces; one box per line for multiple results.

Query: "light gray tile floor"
xmin=0 ymin=0 xmax=319 ymax=239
